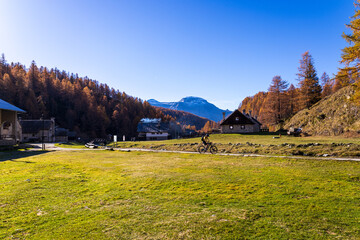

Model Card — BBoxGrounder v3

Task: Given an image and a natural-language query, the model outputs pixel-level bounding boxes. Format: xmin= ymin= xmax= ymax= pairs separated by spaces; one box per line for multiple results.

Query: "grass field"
xmin=1 ymin=150 xmax=359 ymax=239
xmin=112 ymin=133 xmax=360 ymax=146
xmin=94 ymin=134 xmax=360 ymax=157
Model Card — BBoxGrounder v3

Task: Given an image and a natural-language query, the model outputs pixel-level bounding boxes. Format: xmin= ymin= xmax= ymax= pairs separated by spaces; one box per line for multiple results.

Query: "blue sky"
xmin=0 ymin=0 xmax=355 ymax=110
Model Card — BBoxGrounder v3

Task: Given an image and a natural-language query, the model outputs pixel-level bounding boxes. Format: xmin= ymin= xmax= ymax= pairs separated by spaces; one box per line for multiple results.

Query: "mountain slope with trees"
xmin=239 ymin=51 xmax=325 ymax=130
xmin=284 ymin=86 xmax=360 ymax=136
xmin=239 ymin=49 xmax=359 ymax=132
xmin=283 ymin=1 xmax=360 ymax=136
xmin=239 ymin=1 xmax=360 ymax=133
xmin=0 ymin=56 xmax=162 ymax=138
xmin=154 ymin=107 xmax=211 ymax=130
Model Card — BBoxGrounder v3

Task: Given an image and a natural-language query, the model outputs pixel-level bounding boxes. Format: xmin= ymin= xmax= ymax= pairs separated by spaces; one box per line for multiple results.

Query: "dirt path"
xmin=25 ymin=144 xmax=360 ymax=162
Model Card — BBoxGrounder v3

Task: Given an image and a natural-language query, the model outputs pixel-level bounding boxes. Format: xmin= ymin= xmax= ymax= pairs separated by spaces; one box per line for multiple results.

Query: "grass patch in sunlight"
xmin=0 ymin=150 xmax=359 ymax=239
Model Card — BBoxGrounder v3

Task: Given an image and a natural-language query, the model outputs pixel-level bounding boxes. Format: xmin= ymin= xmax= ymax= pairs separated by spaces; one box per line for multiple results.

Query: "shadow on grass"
xmin=0 ymin=151 xmax=49 ymax=163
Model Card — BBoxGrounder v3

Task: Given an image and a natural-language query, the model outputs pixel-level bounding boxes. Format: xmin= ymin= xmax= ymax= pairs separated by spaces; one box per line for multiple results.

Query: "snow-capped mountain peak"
xmin=179 ymin=96 xmax=208 ymax=104
xmin=147 ymin=97 xmax=232 ymax=122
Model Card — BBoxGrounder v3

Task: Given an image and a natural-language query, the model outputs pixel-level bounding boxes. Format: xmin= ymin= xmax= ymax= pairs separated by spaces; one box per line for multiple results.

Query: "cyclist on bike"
xmin=201 ymin=133 xmax=211 ymax=146
xmin=199 ymin=133 xmax=217 ymax=154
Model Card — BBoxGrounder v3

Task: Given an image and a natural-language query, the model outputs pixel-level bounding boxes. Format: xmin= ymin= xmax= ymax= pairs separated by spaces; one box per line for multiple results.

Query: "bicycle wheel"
xmin=198 ymin=145 xmax=206 ymax=154
xmin=210 ymin=145 xmax=218 ymax=154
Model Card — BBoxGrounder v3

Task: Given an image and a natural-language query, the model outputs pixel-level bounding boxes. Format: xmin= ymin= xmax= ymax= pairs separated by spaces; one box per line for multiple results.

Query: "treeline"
xmin=201 ymin=121 xmax=219 ymax=133
xmin=0 ymin=57 xmax=162 ymax=138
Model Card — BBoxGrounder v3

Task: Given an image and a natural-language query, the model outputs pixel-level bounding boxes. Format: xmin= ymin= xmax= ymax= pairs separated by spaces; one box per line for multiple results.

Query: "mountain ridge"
xmin=155 ymin=106 xmax=211 ymax=130
xmin=147 ymin=96 xmax=232 ymax=122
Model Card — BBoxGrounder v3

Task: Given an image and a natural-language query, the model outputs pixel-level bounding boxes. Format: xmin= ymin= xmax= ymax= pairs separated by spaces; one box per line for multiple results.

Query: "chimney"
xmin=222 ymin=112 xmax=226 ymax=121
xmin=249 ymin=110 xmax=252 ymax=117
xmin=254 ymin=115 xmax=258 ymax=120
xmin=242 ymin=109 xmax=246 ymax=114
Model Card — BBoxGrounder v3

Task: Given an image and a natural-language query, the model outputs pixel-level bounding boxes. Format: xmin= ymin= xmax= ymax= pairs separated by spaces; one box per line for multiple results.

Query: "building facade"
xmin=220 ymin=109 xmax=261 ymax=134
xmin=137 ymin=118 xmax=169 ymax=140
xmin=20 ymin=118 xmax=56 ymax=142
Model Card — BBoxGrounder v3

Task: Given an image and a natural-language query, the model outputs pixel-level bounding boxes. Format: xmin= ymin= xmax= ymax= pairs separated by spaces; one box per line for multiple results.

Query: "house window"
xmin=241 ymin=125 xmax=245 ymax=129
xmin=235 ymin=117 xmax=239 ymax=121
xmin=229 ymin=125 xmax=234 ymax=130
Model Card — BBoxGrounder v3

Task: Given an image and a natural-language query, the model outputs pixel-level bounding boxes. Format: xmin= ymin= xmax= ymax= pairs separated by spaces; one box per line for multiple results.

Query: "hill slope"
xmin=148 ymin=97 xmax=232 ymax=122
xmin=284 ymin=86 xmax=360 ymax=136
xmin=156 ymin=107 xmax=211 ymax=130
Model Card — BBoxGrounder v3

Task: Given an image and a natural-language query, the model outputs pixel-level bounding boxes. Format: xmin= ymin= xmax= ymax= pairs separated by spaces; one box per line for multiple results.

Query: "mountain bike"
xmin=198 ymin=142 xmax=218 ymax=154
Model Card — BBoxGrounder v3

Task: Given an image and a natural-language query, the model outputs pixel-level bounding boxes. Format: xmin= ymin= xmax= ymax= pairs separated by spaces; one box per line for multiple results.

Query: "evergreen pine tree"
xmin=265 ymin=76 xmax=289 ymax=125
xmin=0 ymin=54 xmax=6 ymax=77
xmin=297 ymin=51 xmax=322 ymax=109
xmin=286 ymin=84 xmax=299 ymax=116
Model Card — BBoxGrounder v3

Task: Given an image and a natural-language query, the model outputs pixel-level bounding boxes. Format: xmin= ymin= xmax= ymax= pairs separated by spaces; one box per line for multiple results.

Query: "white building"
xmin=137 ymin=118 xmax=169 ymax=140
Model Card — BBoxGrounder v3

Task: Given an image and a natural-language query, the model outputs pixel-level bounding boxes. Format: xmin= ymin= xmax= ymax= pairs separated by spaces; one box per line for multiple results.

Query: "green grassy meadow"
xmin=113 ymin=133 xmax=360 ymax=146
xmin=1 ymin=150 xmax=359 ymax=239
xmin=101 ymin=134 xmax=360 ymax=157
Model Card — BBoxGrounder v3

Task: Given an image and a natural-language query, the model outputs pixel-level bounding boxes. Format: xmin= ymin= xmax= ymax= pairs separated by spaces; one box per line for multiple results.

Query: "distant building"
xmin=0 ymin=99 xmax=25 ymax=146
xmin=220 ymin=109 xmax=261 ymax=133
xmin=55 ymin=127 xmax=69 ymax=142
xmin=20 ymin=118 xmax=55 ymax=142
xmin=67 ymin=131 xmax=77 ymax=141
xmin=137 ymin=118 xmax=169 ymax=140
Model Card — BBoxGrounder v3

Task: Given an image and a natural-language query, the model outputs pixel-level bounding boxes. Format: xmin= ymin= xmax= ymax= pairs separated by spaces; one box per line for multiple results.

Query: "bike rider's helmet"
xmin=205 ymin=133 xmax=209 ymax=137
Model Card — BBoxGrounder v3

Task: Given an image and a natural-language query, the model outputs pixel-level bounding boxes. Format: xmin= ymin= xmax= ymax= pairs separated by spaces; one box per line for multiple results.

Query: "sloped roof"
xmin=0 ymin=99 xmax=25 ymax=112
xmin=249 ymin=116 xmax=262 ymax=125
xmin=220 ymin=109 xmax=255 ymax=125
xmin=20 ymin=120 xmax=53 ymax=134
xmin=137 ymin=121 xmax=169 ymax=133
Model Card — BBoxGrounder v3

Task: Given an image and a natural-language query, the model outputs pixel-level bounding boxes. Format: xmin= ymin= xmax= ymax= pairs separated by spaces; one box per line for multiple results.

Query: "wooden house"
xmin=220 ymin=109 xmax=261 ymax=133
xmin=0 ymin=99 xmax=25 ymax=146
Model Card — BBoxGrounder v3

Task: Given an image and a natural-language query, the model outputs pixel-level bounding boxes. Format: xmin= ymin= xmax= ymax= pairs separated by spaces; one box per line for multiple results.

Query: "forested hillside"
xmin=239 ymin=51 xmax=358 ymax=131
xmin=0 ymin=56 xmax=162 ymax=138
xmin=155 ymin=107 xmax=210 ymax=130
xmin=284 ymin=86 xmax=360 ymax=136
xmin=240 ymin=2 xmax=360 ymax=132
